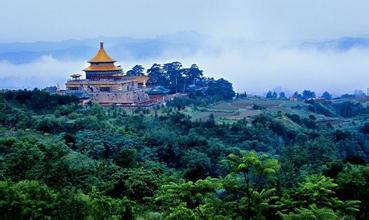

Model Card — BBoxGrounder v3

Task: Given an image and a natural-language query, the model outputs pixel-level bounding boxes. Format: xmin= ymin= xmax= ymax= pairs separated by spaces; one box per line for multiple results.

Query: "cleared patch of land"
xmin=186 ymin=97 xmax=361 ymax=128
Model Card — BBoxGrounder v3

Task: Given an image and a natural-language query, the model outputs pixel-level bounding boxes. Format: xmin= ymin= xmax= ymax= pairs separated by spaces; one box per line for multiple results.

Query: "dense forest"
xmin=1 ymin=89 xmax=369 ymax=219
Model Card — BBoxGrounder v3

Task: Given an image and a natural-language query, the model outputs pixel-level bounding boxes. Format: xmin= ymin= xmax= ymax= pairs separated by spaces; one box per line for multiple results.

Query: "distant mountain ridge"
xmin=0 ymin=32 xmax=207 ymax=64
xmin=1 ymin=34 xmax=369 ymax=64
xmin=301 ymin=36 xmax=369 ymax=51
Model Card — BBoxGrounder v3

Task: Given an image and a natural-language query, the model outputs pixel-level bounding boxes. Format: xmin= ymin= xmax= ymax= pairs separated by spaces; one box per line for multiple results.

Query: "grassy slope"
xmin=187 ymin=97 xmax=369 ymax=130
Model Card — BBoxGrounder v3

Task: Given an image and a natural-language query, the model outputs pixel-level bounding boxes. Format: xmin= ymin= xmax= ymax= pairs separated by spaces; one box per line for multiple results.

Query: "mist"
xmin=0 ymin=57 xmax=85 ymax=90
xmin=1 ymin=39 xmax=369 ymax=96
xmin=183 ymin=41 xmax=369 ymax=95
xmin=2 ymin=1 xmax=369 ymax=95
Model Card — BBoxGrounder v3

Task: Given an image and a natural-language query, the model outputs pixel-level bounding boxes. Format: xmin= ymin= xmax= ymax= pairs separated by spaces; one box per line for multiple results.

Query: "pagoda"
xmin=64 ymin=42 xmax=150 ymax=105
xmin=84 ymin=42 xmax=123 ymax=80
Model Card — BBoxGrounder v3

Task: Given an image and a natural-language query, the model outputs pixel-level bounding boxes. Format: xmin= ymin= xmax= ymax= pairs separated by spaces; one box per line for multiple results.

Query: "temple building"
xmin=65 ymin=42 xmax=149 ymax=105
xmin=84 ymin=42 xmax=123 ymax=80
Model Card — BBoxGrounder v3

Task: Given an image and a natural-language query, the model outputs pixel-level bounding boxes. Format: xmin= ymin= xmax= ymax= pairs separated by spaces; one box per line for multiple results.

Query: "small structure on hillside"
xmin=147 ymin=86 xmax=171 ymax=95
xmin=64 ymin=42 xmax=149 ymax=105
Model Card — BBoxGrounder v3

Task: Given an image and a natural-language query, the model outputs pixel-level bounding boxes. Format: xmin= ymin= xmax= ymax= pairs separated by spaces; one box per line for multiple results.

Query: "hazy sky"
xmin=2 ymin=0 xmax=369 ymax=42
xmin=1 ymin=1 xmax=369 ymax=94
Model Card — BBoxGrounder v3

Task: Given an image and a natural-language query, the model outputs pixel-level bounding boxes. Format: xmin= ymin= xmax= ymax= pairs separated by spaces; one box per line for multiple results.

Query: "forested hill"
xmin=0 ymin=90 xmax=369 ymax=219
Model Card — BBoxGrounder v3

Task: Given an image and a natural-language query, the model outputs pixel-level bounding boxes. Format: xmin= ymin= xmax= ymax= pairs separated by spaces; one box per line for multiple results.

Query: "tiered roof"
xmin=84 ymin=65 xmax=121 ymax=71
xmin=89 ymin=42 xmax=115 ymax=63
xmin=84 ymin=42 xmax=122 ymax=72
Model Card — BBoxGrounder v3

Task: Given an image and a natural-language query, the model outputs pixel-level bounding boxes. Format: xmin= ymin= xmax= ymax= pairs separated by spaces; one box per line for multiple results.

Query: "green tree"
xmin=186 ymin=64 xmax=203 ymax=85
xmin=322 ymin=91 xmax=332 ymax=100
xmin=1 ymin=138 xmax=45 ymax=181
xmin=0 ymin=180 xmax=58 ymax=219
xmin=222 ymin=151 xmax=280 ymax=218
xmin=127 ymin=65 xmax=145 ymax=76
xmin=281 ymin=175 xmax=361 ymax=219
xmin=336 ymin=165 xmax=369 ymax=219
xmin=155 ymin=178 xmax=221 ymax=218
xmin=113 ymin=149 xmax=138 ymax=168
xmin=147 ymin=63 xmax=168 ymax=86
xmin=302 ymin=90 xmax=316 ymax=100
xmin=279 ymin=92 xmax=287 ymax=100
xmin=279 ymin=204 xmax=338 ymax=220
xmin=206 ymin=78 xmax=235 ymax=100
xmin=225 ymin=151 xmax=280 ymax=191
xmin=164 ymin=61 xmax=184 ymax=93
xmin=167 ymin=203 xmax=198 ymax=220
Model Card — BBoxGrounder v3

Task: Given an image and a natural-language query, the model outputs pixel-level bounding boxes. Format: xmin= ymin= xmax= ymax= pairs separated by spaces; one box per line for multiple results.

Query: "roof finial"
xmin=100 ymin=42 xmax=104 ymax=49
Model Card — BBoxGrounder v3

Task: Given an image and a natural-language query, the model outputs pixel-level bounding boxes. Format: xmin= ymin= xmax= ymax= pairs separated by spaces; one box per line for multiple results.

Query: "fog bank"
xmin=1 ymin=41 xmax=369 ymax=96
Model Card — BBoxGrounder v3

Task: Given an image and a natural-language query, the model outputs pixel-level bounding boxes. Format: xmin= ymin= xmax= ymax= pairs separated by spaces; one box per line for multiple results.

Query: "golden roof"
xmin=89 ymin=42 xmax=115 ymax=63
xmin=84 ymin=64 xmax=122 ymax=72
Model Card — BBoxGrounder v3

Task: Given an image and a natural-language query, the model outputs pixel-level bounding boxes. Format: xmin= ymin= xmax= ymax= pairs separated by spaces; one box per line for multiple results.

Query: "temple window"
xmin=100 ymin=87 xmax=112 ymax=92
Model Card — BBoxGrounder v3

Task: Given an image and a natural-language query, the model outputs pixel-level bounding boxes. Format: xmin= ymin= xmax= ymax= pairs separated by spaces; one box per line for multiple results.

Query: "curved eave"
xmin=88 ymin=60 xmax=116 ymax=64
xmin=83 ymin=65 xmax=122 ymax=72
xmin=84 ymin=69 xmax=122 ymax=72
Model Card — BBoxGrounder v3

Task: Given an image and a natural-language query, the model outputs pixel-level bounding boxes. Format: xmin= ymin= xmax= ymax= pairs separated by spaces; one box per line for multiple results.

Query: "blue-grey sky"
xmin=1 ymin=0 xmax=369 ymax=94
xmin=2 ymin=0 xmax=369 ymax=42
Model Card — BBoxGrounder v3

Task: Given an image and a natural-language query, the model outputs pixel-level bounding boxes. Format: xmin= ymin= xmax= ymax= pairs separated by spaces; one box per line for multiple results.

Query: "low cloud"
xmin=131 ymin=41 xmax=369 ymax=96
xmin=2 ymin=41 xmax=369 ymax=96
xmin=184 ymin=43 xmax=369 ymax=96
xmin=0 ymin=56 xmax=85 ymax=89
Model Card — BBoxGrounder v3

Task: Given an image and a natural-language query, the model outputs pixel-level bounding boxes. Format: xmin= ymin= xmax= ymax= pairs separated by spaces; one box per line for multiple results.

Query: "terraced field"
xmin=187 ymin=97 xmax=356 ymax=128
